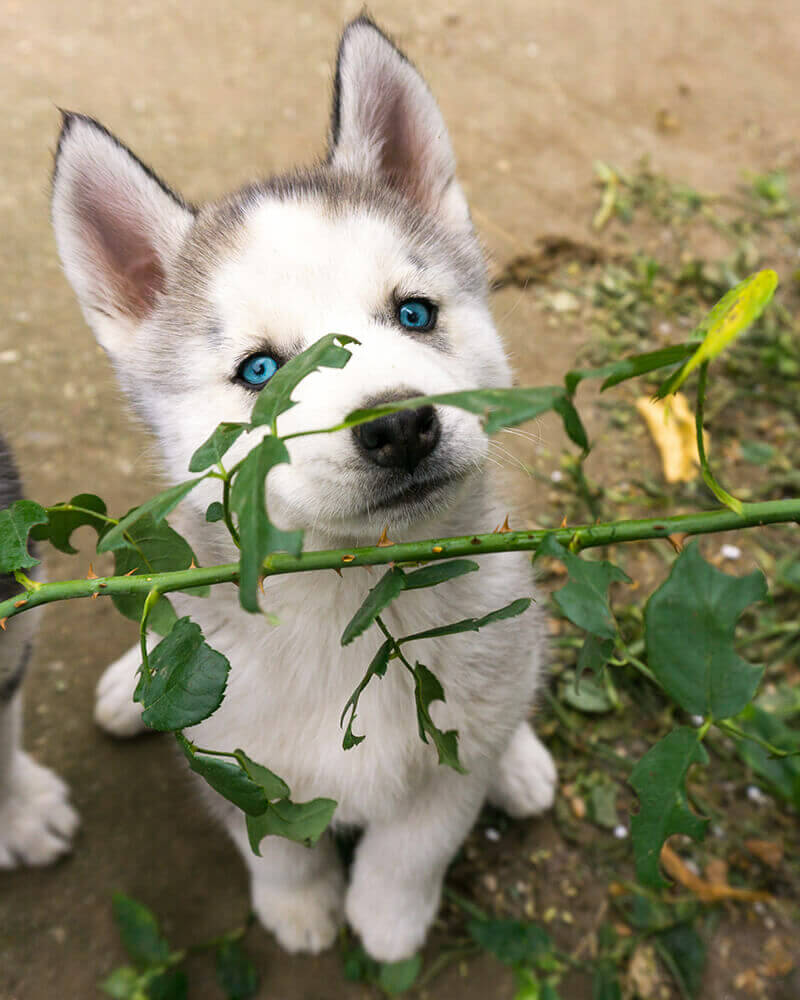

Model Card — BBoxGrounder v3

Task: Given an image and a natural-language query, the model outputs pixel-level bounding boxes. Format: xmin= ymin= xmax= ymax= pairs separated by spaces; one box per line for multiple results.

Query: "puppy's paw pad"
xmin=95 ymin=655 xmax=147 ymax=738
xmin=0 ymin=753 xmax=79 ymax=869
xmin=490 ymin=724 xmax=557 ymax=819
xmin=252 ymin=874 xmax=343 ymax=954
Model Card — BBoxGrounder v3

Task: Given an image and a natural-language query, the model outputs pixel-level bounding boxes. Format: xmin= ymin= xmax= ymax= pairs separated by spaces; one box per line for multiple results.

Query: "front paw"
xmin=345 ymin=874 xmax=437 ymax=962
xmin=490 ymin=722 xmax=558 ymax=819
xmin=0 ymin=752 xmax=79 ymax=868
xmin=95 ymin=647 xmax=147 ymax=738
xmin=251 ymin=870 xmax=344 ymax=954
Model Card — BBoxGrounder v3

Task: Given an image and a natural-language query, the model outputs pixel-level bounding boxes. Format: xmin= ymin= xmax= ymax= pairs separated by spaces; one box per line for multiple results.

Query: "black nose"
xmin=353 ymin=405 xmax=441 ymax=473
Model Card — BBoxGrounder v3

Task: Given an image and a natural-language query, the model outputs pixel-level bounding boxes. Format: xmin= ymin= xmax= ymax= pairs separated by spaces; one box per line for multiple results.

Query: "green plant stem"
xmin=2 ymin=499 xmax=799 ymax=625
xmin=715 ymin=718 xmax=798 ymax=758
xmin=221 ymin=473 xmax=240 ymax=548
xmin=695 ymin=361 xmax=743 ymax=513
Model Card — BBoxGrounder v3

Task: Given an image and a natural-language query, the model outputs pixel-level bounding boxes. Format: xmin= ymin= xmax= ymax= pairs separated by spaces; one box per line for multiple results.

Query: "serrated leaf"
xmin=537 ymin=535 xmax=629 ymax=639
xmin=30 ymin=493 xmax=109 ymax=553
xmin=0 ymin=499 xmax=47 ymax=571
xmin=111 ymin=893 xmax=170 ymax=967
xmin=246 ymin=796 xmax=337 ymax=852
xmin=215 ymin=940 xmax=259 ymax=1000
xmin=402 ymin=559 xmax=479 ymax=589
xmin=134 ymin=618 xmax=229 ymax=731
xmin=629 ymin=727 xmax=709 ymax=889
xmin=229 ymin=436 xmax=302 ymax=613
xmin=345 ymin=386 xmax=569 ymax=437
xmin=189 ymin=422 xmax=248 ymax=472
xmin=181 ymin=749 xmax=269 ymax=816
xmin=206 ymin=502 xmax=224 ymax=523
xmin=250 ymin=334 xmax=358 ymax=428
xmin=340 ymin=639 xmax=392 ymax=749
xmin=146 ymin=970 xmax=188 ymax=1000
xmin=234 ymin=749 xmax=290 ymax=800
xmin=656 ymin=270 xmax=778 ymax=398
xmin=341 ymin=567 xmax=406 ymax=646
xmin=377 ymin=956 xmax=422 ymax=995
xmin=101 ymin=967 xmax=141 ymax=999
xmin=733 ymin=705 xmax=800 ymax=807
xmin=645 ymin=543 xmax=766 ymax=718
xmin=413 ymin=662 xmax=466 ymax=772
xmin=655 ymin=923 xmax=706 ymax=999
xmin=467 ymin=918 xmax=552 ymax=966
xmin=576 ymin=634 xmax=614 ymax=683
xmin=111 ymin=515 xmax=197 ymax=636
xmin=341 ymin=560 xmax=480 ymax=647
xmin=98 ymin=480 xmax=204 ymax=552
xmin=400 ymin=597 xmax=531 ymax=643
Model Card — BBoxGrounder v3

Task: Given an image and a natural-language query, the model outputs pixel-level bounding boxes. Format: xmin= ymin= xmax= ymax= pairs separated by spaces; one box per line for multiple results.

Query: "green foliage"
xmin=340 ymin=638 xmax=392 ymax=748
xmin=30 ymin=493 xmax=109 ymax=553
xmin=112 ymin=893 xmax=171 ymax=967
xmin=645 ymin=544 xmax=767 ymax=718
xmin=215 ymin=941 xmax=259 ymax=1000
xmin=189 ymin=423 xmax=247 ymax=473
xmin=467 ymin=918 xmax=552 ymax=966
xmin=0 ymin=499 xmax=47 ymax=571
xmin=733 ymin=705 xmax=800 ymax=807
xmin=135 ymin=618 xmax=229 ymax=731
xmin=412 ymin=661 xmax=466 ymax=772
xmin=98 ymin=480 xmax=205 ymax=552
xmin=229 ymin=436 xmax=302 ymax=613
xmin=629 ymin=727 xmax=709 ymax=888
xmin=245 ymin=795 xmax=337 ymax=851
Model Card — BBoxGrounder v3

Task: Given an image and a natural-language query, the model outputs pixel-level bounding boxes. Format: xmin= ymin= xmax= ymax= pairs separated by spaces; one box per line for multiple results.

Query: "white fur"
xmin=52 ymin=17 xmax=556 ymax=960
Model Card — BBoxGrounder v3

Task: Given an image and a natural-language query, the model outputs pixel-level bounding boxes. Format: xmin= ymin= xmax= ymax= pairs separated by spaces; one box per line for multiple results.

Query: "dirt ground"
xmin=1 ymin=2 xmax=799 ymax=998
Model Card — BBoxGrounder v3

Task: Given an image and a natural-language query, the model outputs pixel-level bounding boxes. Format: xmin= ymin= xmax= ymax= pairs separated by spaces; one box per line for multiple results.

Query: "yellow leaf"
xmin=636 ymin=393 xmax=707 ymax=483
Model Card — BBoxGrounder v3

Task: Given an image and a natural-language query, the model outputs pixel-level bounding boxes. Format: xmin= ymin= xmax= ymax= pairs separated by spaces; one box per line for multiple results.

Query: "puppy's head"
xmin=51 ymin=17 xmax=511 ymax=543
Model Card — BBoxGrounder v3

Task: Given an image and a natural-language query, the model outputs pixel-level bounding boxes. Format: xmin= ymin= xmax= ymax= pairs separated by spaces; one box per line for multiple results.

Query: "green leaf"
xmin=655 ymin=923 xmax=706 ymax=999
xmin=250 ymin=334 xmax=358 ymax=428
xmin=98 ymin=480 xmax=204 ymax=552
xmin=598 ymin=345 xmax=695 ymax=392
xmin=340 ymin=639 xmax=392 ymax=749
xmin=645 ymin=543 xmax=766 ymax=718
xmin=189 ymin=422 xmax=248 ymax=472
xmin=467 ymin=918 xmax=552 ymax=966
xmin=629 ymin=727 xmax=709 ymax=888
xmin=740 ymin=440 xmax=774 ymax=466
xmin=537 ymin=536 xmax=629 ymax=640
xmin=0 ymin=499 xmax=47 ymax=571
xmin=246 ymin=796 xmax=337 ymax=852
xmin=400 ymin=597 xmax=531 ymax=643
xmin=376 ymin=956 xmax=422 ymax=995
xmin=111 ymin=892 xmax=170 ymax=967
xmin=733 ymin=705 xmax=800 ymax=807
xmin=30 ymin=493 xmax=109 ymax=553
xmin=561 ymin=673 xmax=615 ymax=715
xmin=345 ymin=385 xmax=569 ymax=437
xmin=341 ymin=567 xmax=407 ymax=646
xmin=181 ymin=749 xmax=269 ymax=816
xmin=412 ymin=662 xmax=466 ymax=772
xmin=553 ymin=393 xmax=590 ymax=451
xmin=341 ymin=560 xmax=480 ymax=646
xmin=146 ymin=970 xmax=188 ymax=1000
xmin=134 ymin=618 xmax=229 ymax=731
xmin=234 ymin=749 xmax=291 ymax=800
xmin=111 ymin=515 xmax=197 ymax=636
xmin=229 ymin=436 xmax=302 ymax=613
xmin=206 ymin=502 xmax=225 ymax=523
xmin=215 ymin=940 xmax=259 ymax=1000
xmin=656 ymin=270 xmax=778 ymax=398
xmin=592 ymin=964 xmax=622 ymax=1000
xmin=585 ymin=775 xmax=619 ymax=829
xmin=402 ymin=559 xmax=480 ymax=589
xmin=576 ymin=634 xmax=614 ymax=683
xmin=101 ymin=967 xmax=141 ymax=999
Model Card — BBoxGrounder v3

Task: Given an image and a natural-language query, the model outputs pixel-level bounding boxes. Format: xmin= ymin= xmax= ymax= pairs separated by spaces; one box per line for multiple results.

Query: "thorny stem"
xmin=2 ymin=499 xmax=799 ymax=625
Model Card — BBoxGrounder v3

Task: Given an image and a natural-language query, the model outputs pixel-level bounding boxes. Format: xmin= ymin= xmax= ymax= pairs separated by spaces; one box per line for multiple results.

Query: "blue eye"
xmin=398 ymin=299 xmax=436 ymax=331
xmin=239 ymin=353 xmax=278 ymax=388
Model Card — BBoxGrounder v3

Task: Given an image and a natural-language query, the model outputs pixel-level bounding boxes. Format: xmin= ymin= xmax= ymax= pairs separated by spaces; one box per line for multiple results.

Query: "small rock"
xmin=613 ymin=824 xmax=628 ymax=840
xmin=484 ymin=827 xmax=501 ymax=842
xmin=720 ymin=544 xmax=742 ymax=560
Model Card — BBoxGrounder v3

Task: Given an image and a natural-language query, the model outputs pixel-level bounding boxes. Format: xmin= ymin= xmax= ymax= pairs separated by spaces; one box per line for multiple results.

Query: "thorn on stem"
xmin=560 ymin=515 xmax=568 ymax=529
xmin=377 ymin=525 xmax=395 ymax=547
xmin=14 ymin=599 xmax=27 ymax=608
xmin=0 ymin=618 xmax=6 ymax=630
xmin=667 ymin=533 xmax=688 ymax=553
xmin=123 ymin=568 xmax=137 ymax=577
xmin=432 ymin=545 xmax=443 ymax=553
xmin=86 ymin=564 xmax=99 ymax=579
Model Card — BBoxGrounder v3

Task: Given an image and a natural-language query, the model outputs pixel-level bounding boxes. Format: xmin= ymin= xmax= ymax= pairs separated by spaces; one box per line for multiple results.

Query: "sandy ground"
xmin=1 ymin=1 xmax=799 ymax=997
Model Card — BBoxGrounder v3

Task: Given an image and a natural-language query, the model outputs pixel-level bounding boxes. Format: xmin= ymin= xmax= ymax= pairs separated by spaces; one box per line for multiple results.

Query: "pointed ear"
xmin=328 ymin=17 xmax=470 ymax=228
xmin=51 ymin=113 xmax=195 ymax=355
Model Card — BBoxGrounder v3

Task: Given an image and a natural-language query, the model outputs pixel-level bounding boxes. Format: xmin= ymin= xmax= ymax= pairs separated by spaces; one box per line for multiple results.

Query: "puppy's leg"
xmin=488 ymin=720 xmax=557 ymax=818
xmin=95 ymin=641 xmax=150 ymax=738
xmin=0 ymin=692 xmax=79 ymax=868
xmin=346 ymin=769 xmax=486 ymax=962
xmin=226 ymin=815 xmax=345 ymax=954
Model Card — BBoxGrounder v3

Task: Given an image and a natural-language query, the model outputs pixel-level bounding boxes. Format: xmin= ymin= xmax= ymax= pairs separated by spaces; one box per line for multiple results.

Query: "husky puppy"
xmin=0 ymin=435 xmax=79 ymax=867
xmin=50 ymin=17 xmax=556 ymax=960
